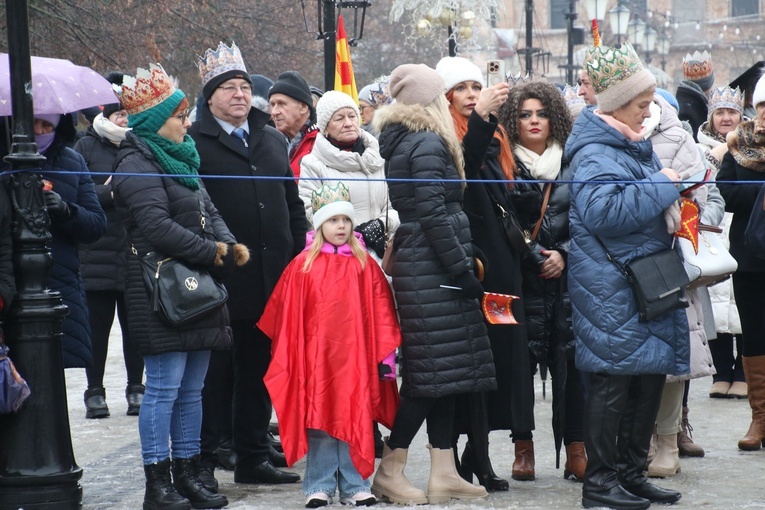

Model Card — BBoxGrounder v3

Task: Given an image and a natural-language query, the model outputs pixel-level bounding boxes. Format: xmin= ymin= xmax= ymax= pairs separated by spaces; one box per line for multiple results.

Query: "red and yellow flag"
xmin=335 ymin=15 xmax=358 ymax=102
xmin=675 ymin=198 xmax=700 ymax=253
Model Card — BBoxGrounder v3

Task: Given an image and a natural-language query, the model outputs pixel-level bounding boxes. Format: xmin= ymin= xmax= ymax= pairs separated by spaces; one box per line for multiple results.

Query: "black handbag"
xmin=486 ymin=185 xmax=531 ymax=254
xmin=134 ymin=191 xmax=228 ymax=327
xmin=138 ymin=251 xmax=228 ymax=327
xmin=596 ymin=236 xmax=690 ymax=322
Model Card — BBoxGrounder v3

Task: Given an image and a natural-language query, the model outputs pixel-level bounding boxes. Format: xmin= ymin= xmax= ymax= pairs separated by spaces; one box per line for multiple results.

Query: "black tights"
xmin=388 ymin=395 xmax=456 ymax=450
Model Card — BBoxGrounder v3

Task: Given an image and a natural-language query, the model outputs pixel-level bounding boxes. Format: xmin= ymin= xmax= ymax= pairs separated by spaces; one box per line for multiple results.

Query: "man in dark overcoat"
xmin=189 ymin=42 xmax=309 ymax=488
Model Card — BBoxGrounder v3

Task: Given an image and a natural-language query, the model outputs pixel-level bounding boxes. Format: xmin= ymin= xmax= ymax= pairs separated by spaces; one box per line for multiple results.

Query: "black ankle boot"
xmin=126 ymin=383 xmax=145 ymax=416
xmin=84 ymin=387 xmax=110 ymax=419
xmin=143 ymin=459 xmax=191 ymax=510
xmin=461 ymin=441 xmax=510 ymax=491
xmin=172 ymin=456 xmax=228 ymax=509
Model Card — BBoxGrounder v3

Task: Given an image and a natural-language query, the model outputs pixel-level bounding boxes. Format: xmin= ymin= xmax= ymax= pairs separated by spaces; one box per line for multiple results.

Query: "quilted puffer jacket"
xmin=564 ymin=106 xmax=690 ymax=376
xmin=375 ymin=103 xmax=496 ymax=398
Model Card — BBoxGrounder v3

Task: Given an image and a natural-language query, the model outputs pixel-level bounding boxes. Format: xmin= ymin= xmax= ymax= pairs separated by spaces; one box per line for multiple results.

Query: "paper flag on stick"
xmin=481 ymin=293 xmax=520 ymax=325
xmin=592 ymin=19 xmax=601 ymax=47
xmin=675 ymin=197 xmax=700 ymax=254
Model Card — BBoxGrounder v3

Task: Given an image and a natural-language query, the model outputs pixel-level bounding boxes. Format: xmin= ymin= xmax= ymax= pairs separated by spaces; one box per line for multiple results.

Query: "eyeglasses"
xmin=218 ymin=84 xmax=253 ymax=95
xmin=173 ymin=110 xmax=190 ymax=122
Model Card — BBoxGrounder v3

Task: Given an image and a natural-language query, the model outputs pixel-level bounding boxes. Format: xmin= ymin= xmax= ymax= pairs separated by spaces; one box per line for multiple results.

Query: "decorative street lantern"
xmin=584 ymin=0 xmax=608 ymax=21
xmin=609 ymin=5 xmax=631 ymax=45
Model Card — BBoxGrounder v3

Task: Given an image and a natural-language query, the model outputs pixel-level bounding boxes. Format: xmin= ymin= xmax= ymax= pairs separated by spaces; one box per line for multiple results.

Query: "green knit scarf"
xmin=140 ymin=132 xmax=201 ymax=190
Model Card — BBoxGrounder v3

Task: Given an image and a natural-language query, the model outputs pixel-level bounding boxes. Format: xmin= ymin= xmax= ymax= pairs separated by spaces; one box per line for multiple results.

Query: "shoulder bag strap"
xmin=530 ymin=183 xmax=552 ymax=242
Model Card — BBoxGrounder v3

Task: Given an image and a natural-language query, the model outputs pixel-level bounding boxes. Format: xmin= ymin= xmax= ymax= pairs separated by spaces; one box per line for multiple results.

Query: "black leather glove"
xmin=44 ymin=190 xmax=71 ymax=218
xmin=209 ymin=243 xmax=236 ymax=281
xmin=355 ymin=219 xmax=386 ymax=258
xmin=454 ymin=271 xmax=484 ymax=300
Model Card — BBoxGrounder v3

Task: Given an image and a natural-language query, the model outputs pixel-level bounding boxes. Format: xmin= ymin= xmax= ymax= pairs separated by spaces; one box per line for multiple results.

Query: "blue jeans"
xmin=140 ymin=350 xmax=211 ymax=464
xmin=303 ymin=429 xmax=369 ymax=498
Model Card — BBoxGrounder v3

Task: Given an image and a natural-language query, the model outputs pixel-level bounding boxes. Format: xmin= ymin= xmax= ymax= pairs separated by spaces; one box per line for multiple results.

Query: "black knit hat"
xmin=268 ymin=71 xmax=313 ymax=107
xmin=202 ymin=70 xmax=253 ymax=102
xmin=102 ymin=71 xmax=125 ymax=119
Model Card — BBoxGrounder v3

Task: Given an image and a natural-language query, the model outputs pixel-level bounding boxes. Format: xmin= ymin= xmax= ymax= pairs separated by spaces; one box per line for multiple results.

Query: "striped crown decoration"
xmin=683 ymin=50 xmax=713 ymax=81
xmin=116 ymin=64 xmax=176 ymax=115
xmin=311 ymin=182 xmax=352 ymax=215
xmin=583 ymin=43 xmax=644 ymax=94
xmin=507 ymin=72 xmax=531 ymax=87
xmin=197 ymin=41 xmax=248 ymax=85
xmin=708 ymin=86 xmax=745 ymax=114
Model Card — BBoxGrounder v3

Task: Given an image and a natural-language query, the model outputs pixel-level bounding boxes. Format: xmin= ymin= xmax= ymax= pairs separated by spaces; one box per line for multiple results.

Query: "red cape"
xmin=258 ymin=251 xmax=401 ymax=478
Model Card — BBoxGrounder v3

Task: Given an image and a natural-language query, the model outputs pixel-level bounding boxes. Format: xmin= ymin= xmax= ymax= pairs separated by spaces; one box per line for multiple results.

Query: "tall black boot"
xmin=172 ymin=456 xmax=229 ymax=509
xmin=143 ymin=459 xmax=191 ymax=510
xmin=461 ymin=392 xmax=509 ymax=491
xmin=616 ymin=375 xmax=681 ymax=505
xmin=582 ymin=374 xmax=650 ymax=510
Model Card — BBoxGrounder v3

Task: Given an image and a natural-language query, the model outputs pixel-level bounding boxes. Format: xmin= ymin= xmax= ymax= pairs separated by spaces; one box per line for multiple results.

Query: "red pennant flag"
xmin=481 ymin=293 xmax=520 ymax=325
xmin=675 ymin=198 xmax=700 ymax=253
xmin=592 ymin=19 xmax=601 ymax=47
xmin=335 ymin=15 xmax=358 ymax=102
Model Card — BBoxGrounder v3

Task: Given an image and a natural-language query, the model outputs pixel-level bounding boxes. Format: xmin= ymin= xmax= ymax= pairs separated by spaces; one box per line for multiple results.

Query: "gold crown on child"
xmin=683 ymin=51 xmax=713 ymax=81
xmin=311 ymin=183 xmax=352 ymax=215
xmin=198 ymin=41 xmax=248 ymax=85
xmin=116 ymin=64 xmax=176 ymax=115
xmin=708 ymin=86 xmax=744 ymax=114
xmin=583 ymin=42 xmax=644 ymax=94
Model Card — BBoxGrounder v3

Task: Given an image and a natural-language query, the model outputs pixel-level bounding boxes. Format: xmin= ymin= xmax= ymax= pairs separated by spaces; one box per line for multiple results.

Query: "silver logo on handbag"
xmin=185 ymin=277 xmax=199 ymax=291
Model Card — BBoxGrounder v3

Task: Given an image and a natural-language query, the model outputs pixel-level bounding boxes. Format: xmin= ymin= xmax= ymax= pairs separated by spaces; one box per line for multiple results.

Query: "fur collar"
xmin=727 ymin=120 xmax=765 ymax=172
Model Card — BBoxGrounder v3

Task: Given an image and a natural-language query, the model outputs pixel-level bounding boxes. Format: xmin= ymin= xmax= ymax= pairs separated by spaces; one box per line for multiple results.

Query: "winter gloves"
xmin=355 ymin=218 xmax=386 ymax=259
xmin=44 ymin=190 xmax=71 ymax=219
xmin=211 ymin=242 xmax=251 ymax=280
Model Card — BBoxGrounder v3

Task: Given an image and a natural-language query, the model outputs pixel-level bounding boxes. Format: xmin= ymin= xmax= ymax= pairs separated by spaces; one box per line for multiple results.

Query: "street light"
xmin=643 ymin=26 xmax=657 ymax=64
xmin=627 ymin=17 xmax=646 ymax=49
xmin=609 ymin=5 xmax=631 ymax=45
xmin=584 ymin=0 xmax=607 ymax=21
xmin=318 ymin=0 xmax=371 ymax=92
xmin=657 ymin=33 xmax=671 ymax=71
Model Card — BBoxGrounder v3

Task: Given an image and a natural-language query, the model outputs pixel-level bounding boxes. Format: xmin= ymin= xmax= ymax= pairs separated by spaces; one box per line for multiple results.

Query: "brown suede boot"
xmin=738 ymin=356 xmax=765 ymax=451
xmin=563 ymin=442 xmax=587 ymax=482
xmin=511 ymin=440 xmax=535 ymax=481
xmin=677 ymin=407 xmax=704 ymax=457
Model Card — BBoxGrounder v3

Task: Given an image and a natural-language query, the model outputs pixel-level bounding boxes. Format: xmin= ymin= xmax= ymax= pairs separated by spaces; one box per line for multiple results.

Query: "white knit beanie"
xmin=435 ymin=56 xmax=484 ymax=93
xmin=753 ymin=74 xmax=765 ymax=109
xmin=316 ymin=91 xmax=360 ymax=134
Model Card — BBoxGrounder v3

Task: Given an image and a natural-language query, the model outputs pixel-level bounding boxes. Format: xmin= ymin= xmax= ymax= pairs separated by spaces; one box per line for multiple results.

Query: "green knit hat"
xmin=128 ymin=88 xmax=185 ymax=135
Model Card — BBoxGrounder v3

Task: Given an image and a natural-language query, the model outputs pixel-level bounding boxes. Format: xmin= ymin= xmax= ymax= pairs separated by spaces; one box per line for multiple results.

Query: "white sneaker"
xmin=306 ymin=492 xmax=332 ymax=508
xmin=340 ymin=492 xmax=376 ymax=506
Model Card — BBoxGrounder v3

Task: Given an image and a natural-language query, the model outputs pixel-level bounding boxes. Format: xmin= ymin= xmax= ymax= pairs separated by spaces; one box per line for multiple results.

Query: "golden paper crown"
xmin=116 ymin=64 xmax=177 ymax=115
xmin=561 ymin=84 xmax=586 ymax=107
xmin=708 ymin=86 xmax=744 ymax=114
xmin=198 ymin=41 xmax=248 ymax=85
xmin=683 ymin=51 xmax=713 ymax=81
xmin=583 ymin=43 xmax=645 ymax=94
xmin=311 ymin=182 xmax=352 ymax=214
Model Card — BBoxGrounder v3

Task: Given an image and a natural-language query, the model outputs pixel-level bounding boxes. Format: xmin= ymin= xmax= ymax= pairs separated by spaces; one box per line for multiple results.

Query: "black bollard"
xmin=0 ymin=1 xmax=83 ymax=508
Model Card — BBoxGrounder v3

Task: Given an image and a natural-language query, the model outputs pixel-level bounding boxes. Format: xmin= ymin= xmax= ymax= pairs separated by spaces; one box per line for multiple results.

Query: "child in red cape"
xmin=257 ymin=182 xmax=400 ymax=508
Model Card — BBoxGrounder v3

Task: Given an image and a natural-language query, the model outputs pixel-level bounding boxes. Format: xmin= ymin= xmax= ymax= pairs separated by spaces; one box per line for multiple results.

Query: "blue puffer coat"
xmin=564 ymin=106 xmax=690 ymax=376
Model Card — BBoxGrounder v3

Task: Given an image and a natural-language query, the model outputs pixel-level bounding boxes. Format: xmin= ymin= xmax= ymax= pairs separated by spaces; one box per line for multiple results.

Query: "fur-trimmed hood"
xmin=374 ymin=102 xmax=464 ymax=178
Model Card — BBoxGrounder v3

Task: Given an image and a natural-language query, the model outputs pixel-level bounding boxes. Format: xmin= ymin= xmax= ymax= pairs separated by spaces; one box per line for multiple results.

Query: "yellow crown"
xmin=198 ymin=41 xmax=248 ymax=85
xmin=116 ymin=64 xmax=176 ymax=115
xmin=683 ymin=51 xmax=713 ymax=81
xmin=311 ymin=182 xmax=352 ymax=214
xmin=584 ymin=43 xmax=644 ymax=94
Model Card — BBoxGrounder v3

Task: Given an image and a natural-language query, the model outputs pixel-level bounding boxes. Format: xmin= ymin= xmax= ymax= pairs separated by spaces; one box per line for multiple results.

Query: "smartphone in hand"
xmin=487 ymin=60 xmax=506 ymax=87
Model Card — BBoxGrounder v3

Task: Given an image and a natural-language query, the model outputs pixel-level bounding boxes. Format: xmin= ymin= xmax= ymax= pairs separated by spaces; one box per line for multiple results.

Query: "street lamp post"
xmin=583 ymin=0 xmax=607 ymax=22
xmin=319 ymin=0 xmax=371 ymax=92
xmin=0 ymin=1 xmax=82 ymax=509
xmin=627 ymin=17 xmax=646 ymax=49
xmin=657 ymin=33 xmax=671 ymax=71
xmin=609 ymin=5 xmax=630 ymax=45
xmin=643 ymin=27 xmax=657 ymax=64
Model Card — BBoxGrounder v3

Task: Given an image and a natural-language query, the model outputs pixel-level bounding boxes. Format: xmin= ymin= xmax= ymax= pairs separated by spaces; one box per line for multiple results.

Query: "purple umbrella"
xmin=0 ymin=53 xmax=119 ymax=116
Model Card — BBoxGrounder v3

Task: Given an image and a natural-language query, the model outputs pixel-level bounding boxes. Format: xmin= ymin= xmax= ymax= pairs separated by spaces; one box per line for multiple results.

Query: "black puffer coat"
xmin=514 ymin=157 xmax=574 ymax=364
xmin=73 ymin=126 xmax=128 ymax=292
xmin=376 ymin=103 xmax=496 ymax=398
xmin=459 ymin=112 xmax=534 ymax=431
xmin=112 ymin=132 xmax=234 ymax=355
xmin=676 ymin=80 xmax=708 ymax=143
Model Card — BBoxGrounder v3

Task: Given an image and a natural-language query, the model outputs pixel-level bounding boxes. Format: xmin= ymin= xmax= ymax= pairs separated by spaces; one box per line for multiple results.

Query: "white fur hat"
xmin=435 ymin=56 xmax=484 ymax=93
xmin=311 ymin=182 xmax=356 ymax=230
xmin=753 ymin=73 xmax=765 ymax=109
xmin=315 ymin=90 xmax=360 ymax=134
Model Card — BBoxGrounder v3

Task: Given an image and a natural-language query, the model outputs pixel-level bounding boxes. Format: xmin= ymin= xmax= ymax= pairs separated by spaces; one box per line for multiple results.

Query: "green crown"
xmin=584 ymin=43 xmax=645 ymax=95
xmin=311 ymin=182 xmax=352 ymax=215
